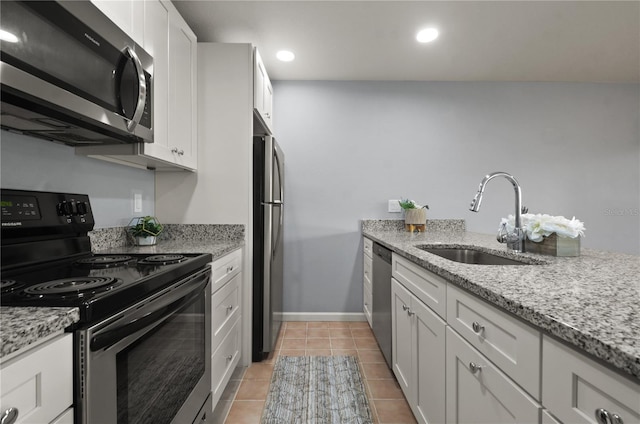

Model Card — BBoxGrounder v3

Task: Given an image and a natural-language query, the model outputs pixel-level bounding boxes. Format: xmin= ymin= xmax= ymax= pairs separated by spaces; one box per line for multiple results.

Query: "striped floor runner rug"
xmin=261 ymin=355 xmax=373 ymax=424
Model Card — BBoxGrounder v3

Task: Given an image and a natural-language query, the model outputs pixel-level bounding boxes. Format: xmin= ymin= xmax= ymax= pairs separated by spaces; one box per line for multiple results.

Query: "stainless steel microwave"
xmin=0 ymin=0 xmax=153 ymax=146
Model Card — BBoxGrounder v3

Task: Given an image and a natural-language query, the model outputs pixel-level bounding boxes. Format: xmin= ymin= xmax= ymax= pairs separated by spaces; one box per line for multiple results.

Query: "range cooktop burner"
xmin=23 ymin=277 xmax=123 ymax=298
xmin=138 ymin=254 xmax=187 ymax=266
xmin=1 ymin=279 xmax=26 ymax=294
xmin=76 ymin=255 xmax=133 ymax=268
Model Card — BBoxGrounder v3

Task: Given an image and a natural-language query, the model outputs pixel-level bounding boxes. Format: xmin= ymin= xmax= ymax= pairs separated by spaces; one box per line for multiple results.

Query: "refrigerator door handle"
xmin=272 ymin=203 xmax=283 ymax=258
xmin=274 ymin=142 xmax=284 ymax=204
xmin=262 ymin=204 xmax=273 ymax=347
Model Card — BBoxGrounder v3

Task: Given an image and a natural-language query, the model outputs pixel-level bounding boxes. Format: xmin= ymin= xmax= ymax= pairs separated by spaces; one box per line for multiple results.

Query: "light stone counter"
xmin=1 ymin=307 xmax=79 ymax=359
xmin=362 ymin=220 xmax=639 ymax=380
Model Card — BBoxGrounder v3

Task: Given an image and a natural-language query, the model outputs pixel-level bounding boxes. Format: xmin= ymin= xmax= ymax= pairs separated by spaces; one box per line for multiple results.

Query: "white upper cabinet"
xmin=79 ymin=0 xmax=198 ymax=171
xmin=90 ymin=0 xmax=144 ymax=45
xmin=254 ymin=49 xmax=273 ymax=134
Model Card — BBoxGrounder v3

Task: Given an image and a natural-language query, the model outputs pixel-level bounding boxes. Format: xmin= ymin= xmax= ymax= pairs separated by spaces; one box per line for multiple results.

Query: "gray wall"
xmin=1 ymin=131 xmax=155 ymax=228
xmin=273 ymin=81 xmax=640 ymax=314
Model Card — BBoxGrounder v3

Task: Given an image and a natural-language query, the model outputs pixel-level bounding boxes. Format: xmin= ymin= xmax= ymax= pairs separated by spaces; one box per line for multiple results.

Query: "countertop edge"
xmin=363 ymin=230 xmax=640 ymax=381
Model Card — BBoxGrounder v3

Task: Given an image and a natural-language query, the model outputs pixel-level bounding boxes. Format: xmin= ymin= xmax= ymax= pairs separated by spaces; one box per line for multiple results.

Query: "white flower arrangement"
xmin=500 ymin=213 xmax=585 ymax=242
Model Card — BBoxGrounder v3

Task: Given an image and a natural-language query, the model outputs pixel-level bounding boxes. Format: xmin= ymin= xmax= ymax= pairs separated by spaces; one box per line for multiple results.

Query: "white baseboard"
xmin=281 ymin=312 xmax=366 ymax=322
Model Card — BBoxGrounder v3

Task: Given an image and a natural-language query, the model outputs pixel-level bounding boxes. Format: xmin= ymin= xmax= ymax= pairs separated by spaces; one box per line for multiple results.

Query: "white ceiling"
xmin=172 ymin=1 xmax=640 ymax=82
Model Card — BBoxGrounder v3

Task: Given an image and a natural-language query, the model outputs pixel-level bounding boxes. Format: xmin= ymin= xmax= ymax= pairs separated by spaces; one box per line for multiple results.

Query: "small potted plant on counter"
xmin=399 ymin=198 xmax=429 ymax=232
xmin=128 ymin=216 xmax=163 ymax=246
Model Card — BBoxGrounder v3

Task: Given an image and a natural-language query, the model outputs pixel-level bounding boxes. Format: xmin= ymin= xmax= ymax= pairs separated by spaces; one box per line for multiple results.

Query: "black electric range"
xmin=0 ymin=189 xmax=212 ymax=327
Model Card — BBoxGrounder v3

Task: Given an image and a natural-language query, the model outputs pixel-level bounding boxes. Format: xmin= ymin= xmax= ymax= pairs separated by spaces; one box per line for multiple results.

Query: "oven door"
xmin=77 ymin=267 xmax=211 ymax=424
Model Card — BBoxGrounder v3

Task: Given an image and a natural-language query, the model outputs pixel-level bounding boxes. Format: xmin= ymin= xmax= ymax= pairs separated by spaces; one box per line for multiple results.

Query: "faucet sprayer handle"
xmin=521 ymin=206 xmax=528 ymax=214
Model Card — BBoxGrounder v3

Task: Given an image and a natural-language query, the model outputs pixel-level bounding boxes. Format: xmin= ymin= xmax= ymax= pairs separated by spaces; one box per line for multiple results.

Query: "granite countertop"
xmin=362 ymin=224 xmax=640 ymax=380
xmin=1 ymin=307 xmax=79 ymax=359
xmin=94 ymin=238 xmax=244 ymax=260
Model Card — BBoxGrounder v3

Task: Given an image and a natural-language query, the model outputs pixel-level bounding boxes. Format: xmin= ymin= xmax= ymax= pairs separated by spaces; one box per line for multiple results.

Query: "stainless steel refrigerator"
xmin=252 ymin=135 xmax=284 ymax=361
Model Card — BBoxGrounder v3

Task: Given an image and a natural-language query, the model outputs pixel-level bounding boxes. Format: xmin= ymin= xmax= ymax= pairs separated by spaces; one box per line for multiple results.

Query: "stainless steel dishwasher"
xmin=372 ymin=242 xmax=392 ymax=367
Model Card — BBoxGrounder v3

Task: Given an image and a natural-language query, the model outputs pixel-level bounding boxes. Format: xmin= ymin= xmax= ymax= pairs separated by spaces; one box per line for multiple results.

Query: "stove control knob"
xmin=57 ymin=202 xmax=73 ymax=216
xmin=76 ymin=202 xmax=88 ymax=215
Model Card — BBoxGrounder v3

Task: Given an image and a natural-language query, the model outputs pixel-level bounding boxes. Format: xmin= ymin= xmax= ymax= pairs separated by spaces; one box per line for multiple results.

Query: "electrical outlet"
xmin=134 ymin=193 xmax=142 ymax=213
xmin=388 ymin=199 xmax=401 ymax=213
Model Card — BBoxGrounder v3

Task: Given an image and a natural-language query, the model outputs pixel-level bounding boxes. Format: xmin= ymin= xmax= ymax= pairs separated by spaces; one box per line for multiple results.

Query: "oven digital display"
xmin=0 ymin=195 xmax=41 ymax=221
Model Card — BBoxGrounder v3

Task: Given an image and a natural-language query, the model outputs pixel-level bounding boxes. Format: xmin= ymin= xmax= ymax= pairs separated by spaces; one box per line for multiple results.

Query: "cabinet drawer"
xmin=447 ymin=284 xmax=541 ymax=399
xmin=211 ymin=248 xmax=242 ymax=294
xmin=363 ymin=254 xmax=372 ymax=293
xmin=542 ymin=335 xmax=640 ymax=424
xmin=392 ymin=254 xmax=446 ymax=319
xmin=446 ymin=328 xmax=541 ymax=424
xmin=212 ymin=272 xmax=241 ymax=351
xmin=211 ymin=315 xmax=241 ymax=406
xmin=364 ymin=237 xmax=373 ymax=258
xmin=363 ymin=282 xmax=372 ymax=327
xmin=1 ymin=334 xmax=73 ymax=424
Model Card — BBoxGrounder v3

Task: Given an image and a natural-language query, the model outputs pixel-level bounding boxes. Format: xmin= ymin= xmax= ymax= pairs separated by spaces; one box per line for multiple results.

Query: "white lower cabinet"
xmin=363 ymin=237 xmax=373 ymax=327
xmin=210 ymin=248 xmax=243 ymax=411
xmin=392 ymin=278 xmax=446 ymax=424
xmin=542 ymin=335 xmax=640 ymax=424
xmin=446 ymin=328 xmax=541 ymax=424
xmin=0 ymin=334 xmax=73 ymax=424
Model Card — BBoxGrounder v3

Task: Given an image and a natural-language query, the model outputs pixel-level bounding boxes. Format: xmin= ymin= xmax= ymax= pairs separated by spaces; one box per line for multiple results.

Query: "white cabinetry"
xmin=79 ymin=0 xmax=198 ymax=171
xmin=254 ymin=49 xmax=273 ymax=134
xmin=446 ymin=328 xmax=541 ymax=424
xmin=363 ymin=237 xmax=373 ymax=326
xmin=542 ymin=335 xmax=640 ymax=424
xmin=210 ymin=249 xmax=243 ymax=411
xmin=90 ymin=0 xmax=144 ymax=45
xmin=392 ymin=278 xmax=446 ymax=424
xmin=447 ymin=284 xmax=541 ymax=399
xmin=0 ymin=334 xmax=73 ymax=424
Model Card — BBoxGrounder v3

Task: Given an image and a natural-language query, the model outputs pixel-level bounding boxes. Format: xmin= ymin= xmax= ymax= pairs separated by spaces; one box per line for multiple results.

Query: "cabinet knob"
xmin=402 ymin=304 xmax=409 ymax=311
xmin=472 ymin=321 xmax=485 ymax=334
xmin=595 ymin=409 xmax=624 ymax=424
xmin=171 ymin=148 xmax=185 ymax=155
xmin=227 ymin=265 xmax=234 ymax=273
xmin=407 ymin=309 xmax=415 ymax=316
xmin=226 ymin=305 xmax=234 ymax=312
xmin=1 ymin=407 xmax=19 ymax=424
xmin=469 ymin=362 xmax=483 ymax=374
xmin=226 ymin=355 xmax=233 ymax=361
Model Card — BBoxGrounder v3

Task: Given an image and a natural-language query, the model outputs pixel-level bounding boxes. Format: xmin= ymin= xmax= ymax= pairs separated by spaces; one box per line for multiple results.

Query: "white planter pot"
xmin=136 ymin=236 xmax=157 ymax=246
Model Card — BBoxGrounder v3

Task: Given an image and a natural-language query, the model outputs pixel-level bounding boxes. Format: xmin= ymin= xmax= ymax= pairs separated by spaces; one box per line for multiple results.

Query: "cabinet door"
xmin=90 ymin=0 xmax=143 ymax=45
xmin=140 ymin=0 xmax=171 ymax=163
xmin=167 ymin=5 xmax=198 ymax=170
xmin=413 ymin=293 xmax=446 ymax=424
xmin=446 ymin=328 xmax=541 ymax=424
xmin=542 ymin=335 xmax=640 ymax=424
xmin=391 ymin=278 xmax=414 ymax=398
xmin=254 ymin=50 xmax=273 ymax=133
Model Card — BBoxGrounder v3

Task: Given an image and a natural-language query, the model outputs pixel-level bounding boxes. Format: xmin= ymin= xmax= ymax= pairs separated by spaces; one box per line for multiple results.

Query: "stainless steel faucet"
xmin=469 ymin=171 xmax=527 ymax=253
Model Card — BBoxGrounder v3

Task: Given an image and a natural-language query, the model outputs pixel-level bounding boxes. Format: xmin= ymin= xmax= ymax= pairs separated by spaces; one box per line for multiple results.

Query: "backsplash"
xmin=362 ymin=219 xmax=466 ymax=233
xmin=89 ymin=224 xmax=245 ymax=251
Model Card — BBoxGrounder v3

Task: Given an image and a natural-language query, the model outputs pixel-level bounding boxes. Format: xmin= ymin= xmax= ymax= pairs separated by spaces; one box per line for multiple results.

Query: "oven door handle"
xmin=90 ymin=277 xmax=208 ymax=351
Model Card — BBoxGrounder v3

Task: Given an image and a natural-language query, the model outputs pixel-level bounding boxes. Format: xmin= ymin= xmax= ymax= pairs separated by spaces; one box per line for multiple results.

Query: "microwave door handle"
xmin=90 ymin=277 xmax=207 ymax=351
xmin=123 ymin=46 xmax=146 ymax=132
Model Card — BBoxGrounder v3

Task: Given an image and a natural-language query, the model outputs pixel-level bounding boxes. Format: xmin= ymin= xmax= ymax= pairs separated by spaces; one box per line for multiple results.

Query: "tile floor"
xmin=213 ymin=321 xmax=417 ymax=424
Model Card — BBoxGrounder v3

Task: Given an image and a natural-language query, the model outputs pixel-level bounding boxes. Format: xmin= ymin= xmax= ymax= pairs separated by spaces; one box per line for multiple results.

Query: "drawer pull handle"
xmin=1 ymin=408 xmax=19 ymax=424
xmin=226 ymin=355 xmax=233 ymax=361
xmin=472 ymin=321 xmax=485 ymax=334
xmin=469 ymin=362 xmax=483 ymax=374
xmin=226 ymin=265 xmax=234 ymax=273
xmin=595 ymin=409 xmax=624 ymax=424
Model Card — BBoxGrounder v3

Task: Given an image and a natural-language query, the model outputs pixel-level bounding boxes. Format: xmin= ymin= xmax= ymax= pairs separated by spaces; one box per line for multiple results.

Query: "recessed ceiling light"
xmin=416 ymin=28 xmax=439 ymax=43
xmin=276 ymin=50 xmax=295 ymax=62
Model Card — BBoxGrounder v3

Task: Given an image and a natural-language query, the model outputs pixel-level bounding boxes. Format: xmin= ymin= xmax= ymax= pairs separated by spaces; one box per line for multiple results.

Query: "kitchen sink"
xmin=417 ymin=246 xmax=533 ymax=265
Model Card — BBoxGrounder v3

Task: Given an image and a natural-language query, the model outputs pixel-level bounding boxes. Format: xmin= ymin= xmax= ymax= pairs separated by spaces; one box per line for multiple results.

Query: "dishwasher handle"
xmin=373 ymin=243 xmax=392 ymax=264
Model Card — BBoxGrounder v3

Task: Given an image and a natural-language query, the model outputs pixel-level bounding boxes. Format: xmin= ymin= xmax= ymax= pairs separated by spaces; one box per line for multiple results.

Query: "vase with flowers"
xmin=500 ymin=213 xmax=585 ymax=256
xmin=399 ymin=198 xmax=429 ymax=232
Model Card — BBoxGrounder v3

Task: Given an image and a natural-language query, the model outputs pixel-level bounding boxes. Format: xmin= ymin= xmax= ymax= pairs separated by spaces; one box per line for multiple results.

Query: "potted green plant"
xmin=128 ymin=216 xmax=163 ymax=246
xmin=399 ymin=198 xmax=429 ymax=232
